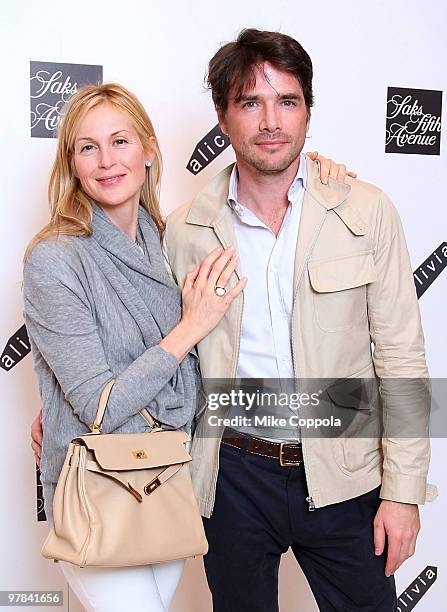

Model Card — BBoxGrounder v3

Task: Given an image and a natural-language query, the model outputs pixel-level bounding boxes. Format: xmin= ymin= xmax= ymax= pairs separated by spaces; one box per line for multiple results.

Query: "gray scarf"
xmin=83 ymin=204 xmax=198 ymax=429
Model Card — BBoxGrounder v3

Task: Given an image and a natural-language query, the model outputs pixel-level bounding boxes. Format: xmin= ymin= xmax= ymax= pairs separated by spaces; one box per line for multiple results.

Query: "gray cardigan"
xmin=23 ymin=205 xmax=199 ymax=497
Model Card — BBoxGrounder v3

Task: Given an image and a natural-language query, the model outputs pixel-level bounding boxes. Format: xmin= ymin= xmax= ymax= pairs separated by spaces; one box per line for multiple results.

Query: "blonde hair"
xmin=25 ymin=83 xmax=164 ymax=260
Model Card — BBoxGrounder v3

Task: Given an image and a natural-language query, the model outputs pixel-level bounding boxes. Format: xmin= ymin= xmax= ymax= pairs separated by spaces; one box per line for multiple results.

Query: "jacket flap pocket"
xmin=309 ymin=252 xmax=376 ymax=293
xmin=76 ymin=430 xmax=191 ymax=471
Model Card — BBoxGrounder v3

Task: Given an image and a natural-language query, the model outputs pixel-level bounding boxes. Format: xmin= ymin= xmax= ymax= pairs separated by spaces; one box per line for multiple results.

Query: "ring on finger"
xmin=214 ymin=285 xmax=227 ymax=297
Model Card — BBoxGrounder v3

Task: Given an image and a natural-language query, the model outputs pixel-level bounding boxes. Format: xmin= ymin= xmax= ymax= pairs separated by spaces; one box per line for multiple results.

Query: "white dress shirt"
xmin=227 ymin=154 xmax=307 ymax=440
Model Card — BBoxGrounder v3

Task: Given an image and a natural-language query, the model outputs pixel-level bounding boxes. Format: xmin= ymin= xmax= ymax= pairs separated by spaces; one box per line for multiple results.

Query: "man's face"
xmin=219 ymin=62 xmax=309 ymax=174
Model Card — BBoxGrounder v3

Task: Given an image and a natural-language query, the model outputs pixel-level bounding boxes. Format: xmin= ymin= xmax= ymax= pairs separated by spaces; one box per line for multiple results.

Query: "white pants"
xmin=59 ymin=558 xmax=185 ymax=612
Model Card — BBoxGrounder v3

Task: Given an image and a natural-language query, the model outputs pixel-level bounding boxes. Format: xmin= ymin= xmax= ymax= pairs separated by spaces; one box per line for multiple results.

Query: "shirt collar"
xmin=227 ymin=153 xmax=307 ymax=214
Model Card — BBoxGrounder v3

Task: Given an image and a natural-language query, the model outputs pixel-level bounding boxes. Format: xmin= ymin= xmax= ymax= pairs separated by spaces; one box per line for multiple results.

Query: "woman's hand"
xmin=160 ymin=247 xmax=247 ymax=361
xmin=31 ymin=409 xmax=43 ymax=466
xmin=182 ymin=246 xmax=246 ymax=337
xmin=307 ymin=151 xmax=357 ymax=184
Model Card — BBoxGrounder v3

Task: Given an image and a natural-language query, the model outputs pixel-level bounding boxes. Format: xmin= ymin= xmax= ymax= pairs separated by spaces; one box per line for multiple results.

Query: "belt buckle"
xmin=279 ymin=442 xmax=302 ymax=467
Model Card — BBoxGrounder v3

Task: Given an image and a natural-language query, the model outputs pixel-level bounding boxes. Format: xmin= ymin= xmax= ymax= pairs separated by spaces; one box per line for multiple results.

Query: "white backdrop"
xmin=0 ymin=0 xmax=445 ymax=610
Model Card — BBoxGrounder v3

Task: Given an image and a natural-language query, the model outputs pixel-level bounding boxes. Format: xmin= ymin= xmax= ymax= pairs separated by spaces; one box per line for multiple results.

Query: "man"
xmin=162 ymin=29 xmax=433 ymax=611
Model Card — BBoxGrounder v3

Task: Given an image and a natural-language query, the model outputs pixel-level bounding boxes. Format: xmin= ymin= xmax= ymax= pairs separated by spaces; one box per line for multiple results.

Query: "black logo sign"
xmin=30 ymin=61 xmax=103 ymax=138
xmin=1 ymin=324 xmax=31 ymax=371
xmin=187 ymin=124 xmax=230 ymax=175
xmin=414 ymin=242 xmax=447 ymax=298
xmin=36 ymin=466 xmax=46 ymax=522
xmin=397 ymin=566 xmax=437 ymax=611
xmin=385 ymin=87 xmax=442 ymax=155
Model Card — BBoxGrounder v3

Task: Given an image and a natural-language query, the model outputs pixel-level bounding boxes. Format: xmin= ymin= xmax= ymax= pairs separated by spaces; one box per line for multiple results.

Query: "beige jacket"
xmin=164 ymin=156 xmax=434 ymax=518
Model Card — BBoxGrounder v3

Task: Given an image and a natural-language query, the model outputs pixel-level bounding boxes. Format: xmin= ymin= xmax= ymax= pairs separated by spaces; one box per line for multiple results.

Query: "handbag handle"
xmin=90 ymin=379 xmax=160 ymax=433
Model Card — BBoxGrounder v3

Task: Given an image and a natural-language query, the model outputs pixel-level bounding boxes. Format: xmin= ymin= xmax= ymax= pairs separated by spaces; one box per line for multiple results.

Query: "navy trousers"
xmin=203 ymin=442 xmax=398 ymax=612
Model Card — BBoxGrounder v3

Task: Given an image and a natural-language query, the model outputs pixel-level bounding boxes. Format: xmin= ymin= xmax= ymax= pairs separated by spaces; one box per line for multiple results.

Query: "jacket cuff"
xmin=380 ymin=471 xmax=438 ymax=504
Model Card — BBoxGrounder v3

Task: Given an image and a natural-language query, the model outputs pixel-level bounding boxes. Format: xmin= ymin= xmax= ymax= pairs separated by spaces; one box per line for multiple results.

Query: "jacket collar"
xmin=186 ymin=155 xmax=352 ymax=228
xmin=304 ymin=157 xmax=367 ymax=236
xmin=305 ymin=155 xmax=351 ymax=209
xmin=185 ymin=165 xmax=233 ymax=228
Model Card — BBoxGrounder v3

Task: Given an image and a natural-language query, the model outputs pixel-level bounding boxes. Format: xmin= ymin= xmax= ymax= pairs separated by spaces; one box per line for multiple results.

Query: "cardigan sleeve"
xmin=23 ymin=243 xmax=180 ymax=433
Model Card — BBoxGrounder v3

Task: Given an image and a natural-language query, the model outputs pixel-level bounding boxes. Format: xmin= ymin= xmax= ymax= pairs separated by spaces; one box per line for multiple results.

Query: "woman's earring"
xmin=145 ymin=160 xmax=152 ymax=168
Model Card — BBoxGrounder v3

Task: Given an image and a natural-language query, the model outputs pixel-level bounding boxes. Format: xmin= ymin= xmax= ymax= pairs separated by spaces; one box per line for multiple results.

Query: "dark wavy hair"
xmin=207 ymin=28 xmax=314 ymax=115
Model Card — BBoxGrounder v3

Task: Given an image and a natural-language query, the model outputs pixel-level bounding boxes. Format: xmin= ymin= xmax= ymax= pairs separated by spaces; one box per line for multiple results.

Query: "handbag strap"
xmin=90 ymin=380 xmax=161 ymax=433
xmin=140 ymin=407 xmax=161 ymax=430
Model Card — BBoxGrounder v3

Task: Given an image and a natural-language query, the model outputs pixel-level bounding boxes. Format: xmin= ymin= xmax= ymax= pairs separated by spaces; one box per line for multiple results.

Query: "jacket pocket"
xmin=332 ymin=437 xmax=382 ymax=476
xmin=308 ymin=251 xmax=376 ymax=332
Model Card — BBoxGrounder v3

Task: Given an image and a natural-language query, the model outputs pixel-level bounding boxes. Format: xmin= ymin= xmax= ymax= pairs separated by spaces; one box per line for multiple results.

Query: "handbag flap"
xmin=74 ymin=430 xmax=191 ymax=471
xmin=308 ymin=251 xmax=377 ymax=293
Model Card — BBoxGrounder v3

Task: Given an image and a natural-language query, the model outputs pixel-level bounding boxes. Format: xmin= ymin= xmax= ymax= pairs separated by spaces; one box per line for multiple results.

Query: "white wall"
xmin=1 ymin=1 xmax=445 ymax=610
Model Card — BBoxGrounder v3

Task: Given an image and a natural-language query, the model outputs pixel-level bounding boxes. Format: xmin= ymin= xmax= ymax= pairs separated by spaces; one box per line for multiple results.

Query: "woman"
xmin=24 ymin=82 xmax=247 ymax=611
xmin=25 ymin=82 xmax=352 ymax=611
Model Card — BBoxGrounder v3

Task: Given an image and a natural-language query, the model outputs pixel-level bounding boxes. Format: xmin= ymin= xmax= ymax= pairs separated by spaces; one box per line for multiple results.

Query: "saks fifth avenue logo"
xmin=30 ymin=61 xmax=103 ymax=138
xmin=385 ymin=87 xmax=442 ymax=155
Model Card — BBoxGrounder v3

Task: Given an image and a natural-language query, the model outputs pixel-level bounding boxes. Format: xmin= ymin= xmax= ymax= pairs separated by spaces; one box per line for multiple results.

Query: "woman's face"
xmin=72 ymin=103 xmax=154 ymax=212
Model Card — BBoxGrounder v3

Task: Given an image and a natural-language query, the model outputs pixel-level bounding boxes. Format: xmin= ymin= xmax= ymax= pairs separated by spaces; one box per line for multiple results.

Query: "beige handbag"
xmin=41 ymin=379 xmax=208 ymax=567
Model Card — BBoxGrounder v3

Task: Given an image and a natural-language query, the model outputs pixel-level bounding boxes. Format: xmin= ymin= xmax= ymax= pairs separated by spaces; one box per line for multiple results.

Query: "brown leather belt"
xmin=221 ymin=427 xmax=303 ymax=467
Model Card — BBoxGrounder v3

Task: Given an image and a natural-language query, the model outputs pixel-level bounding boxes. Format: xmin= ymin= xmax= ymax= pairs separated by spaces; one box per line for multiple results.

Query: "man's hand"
xmin=374 ymin=500 xmax=420 ymax=577
xmin=307 ymin=151 xmax=357 ymax=184
xmin=31 ymin=410 xmax=43 ymax=466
